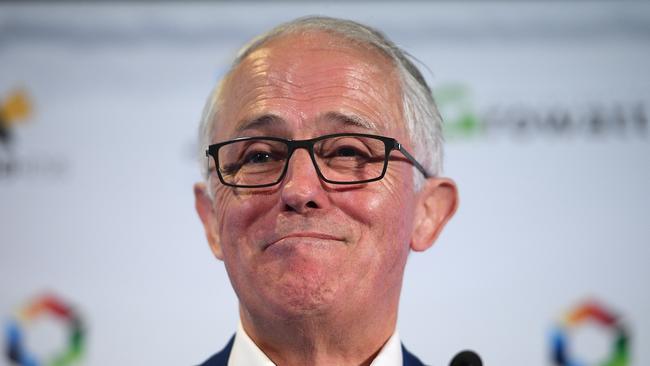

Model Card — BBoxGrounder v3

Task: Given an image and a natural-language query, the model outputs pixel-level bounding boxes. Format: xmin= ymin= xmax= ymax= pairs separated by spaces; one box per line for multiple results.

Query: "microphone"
xmin=449 ymin=350 xmax=482 ymax=366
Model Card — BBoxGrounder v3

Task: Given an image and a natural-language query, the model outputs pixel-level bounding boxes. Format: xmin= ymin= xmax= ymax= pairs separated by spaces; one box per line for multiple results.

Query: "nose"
xmin=280 ymin=148 xmax=329 ymax=213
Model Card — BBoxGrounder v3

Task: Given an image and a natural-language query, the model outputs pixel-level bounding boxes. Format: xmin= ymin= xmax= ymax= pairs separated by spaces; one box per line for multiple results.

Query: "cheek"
xmin=333 ymin=186 xmax=414 ymax=290
xmin=336 ymin=179 xmax=416 ymax=248
xmin=215 ymin=189 xmax=278 ymax=255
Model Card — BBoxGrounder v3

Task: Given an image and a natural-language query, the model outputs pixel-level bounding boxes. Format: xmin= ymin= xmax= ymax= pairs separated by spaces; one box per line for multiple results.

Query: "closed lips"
xmin=265 ymin=232 xmax=344 ymax=249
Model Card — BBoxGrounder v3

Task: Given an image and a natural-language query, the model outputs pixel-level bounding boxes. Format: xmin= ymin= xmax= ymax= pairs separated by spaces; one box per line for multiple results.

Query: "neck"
xmin=239 ymin=297 xmax=399 ymax=366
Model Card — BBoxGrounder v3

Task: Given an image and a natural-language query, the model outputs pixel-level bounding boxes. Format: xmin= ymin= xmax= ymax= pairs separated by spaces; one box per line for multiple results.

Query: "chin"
xmin=264 ymin=270 xmax=341 ymax=318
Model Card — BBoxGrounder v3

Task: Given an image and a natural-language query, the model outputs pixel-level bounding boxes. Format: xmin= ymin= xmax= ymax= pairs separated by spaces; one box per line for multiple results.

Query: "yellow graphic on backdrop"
xmin=1 ymin=89 xmax=32 ymax=146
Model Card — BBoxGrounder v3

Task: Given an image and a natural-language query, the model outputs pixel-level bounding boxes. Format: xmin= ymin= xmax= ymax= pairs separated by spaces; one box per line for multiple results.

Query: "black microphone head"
xmin=450 ymin=350 xmax=482 ymax=366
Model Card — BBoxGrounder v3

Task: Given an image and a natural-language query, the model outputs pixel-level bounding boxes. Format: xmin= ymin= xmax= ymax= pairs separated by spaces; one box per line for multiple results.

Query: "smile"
xmin=264 ymin=232 xmax=345 ymax=250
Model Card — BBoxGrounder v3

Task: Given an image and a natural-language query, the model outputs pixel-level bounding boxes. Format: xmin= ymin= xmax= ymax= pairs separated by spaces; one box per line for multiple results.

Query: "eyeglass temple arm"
xmin=394 ymin=142 xmax=431 ymax=178
xmin=205 ymin=150 xmax=212 ymax=177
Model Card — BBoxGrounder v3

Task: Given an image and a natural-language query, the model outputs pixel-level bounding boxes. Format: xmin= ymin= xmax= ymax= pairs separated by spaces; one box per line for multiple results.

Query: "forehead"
xmin=215 ymin=31 xmax=405 ymax=140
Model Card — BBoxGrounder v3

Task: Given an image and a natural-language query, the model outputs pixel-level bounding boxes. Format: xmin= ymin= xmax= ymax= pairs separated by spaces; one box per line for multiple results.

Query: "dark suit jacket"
xmin=199 ymin=336 xmax=426 ymax=366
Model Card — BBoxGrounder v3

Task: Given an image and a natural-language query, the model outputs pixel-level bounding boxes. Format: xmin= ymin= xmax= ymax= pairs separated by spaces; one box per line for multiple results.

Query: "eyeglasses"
xmin=206 ymin=133 xmax=430 ymax=188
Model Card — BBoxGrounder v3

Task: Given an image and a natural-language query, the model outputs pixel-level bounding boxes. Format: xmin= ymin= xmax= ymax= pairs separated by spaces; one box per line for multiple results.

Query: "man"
xmin=194 ymin=16 xmax=458 ymax=366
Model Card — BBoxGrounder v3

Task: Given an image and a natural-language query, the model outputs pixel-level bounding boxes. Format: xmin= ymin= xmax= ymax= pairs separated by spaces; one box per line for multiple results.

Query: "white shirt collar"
xmin=227 ymin=321 xmax=275 ymax=366
xmin=228 ymin=320 xmax=402 ymax=366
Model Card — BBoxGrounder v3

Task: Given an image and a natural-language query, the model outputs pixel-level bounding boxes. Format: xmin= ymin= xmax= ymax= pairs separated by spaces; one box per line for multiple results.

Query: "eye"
xmin=220 ymin=141 xmax=285 ymax=175
xmin=244 ymin=151 xmax=274 ymax=164
xmin=325 ymin=142 xmax=371 ymax=159
xmin=334 ymin=146 xmax=363 ymax=157
xmin=318 ymin=137 xmax=372 ymax=158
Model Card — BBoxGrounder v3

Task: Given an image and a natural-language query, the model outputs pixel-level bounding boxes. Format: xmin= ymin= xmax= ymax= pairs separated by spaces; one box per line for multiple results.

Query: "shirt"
xmin=228 ymin=320 xmax=402 ymax=366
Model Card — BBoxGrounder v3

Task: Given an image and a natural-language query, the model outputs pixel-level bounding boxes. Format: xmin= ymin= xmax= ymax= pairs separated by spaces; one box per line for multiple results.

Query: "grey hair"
xmin=198 ymin=16 xmax=444 ymax=191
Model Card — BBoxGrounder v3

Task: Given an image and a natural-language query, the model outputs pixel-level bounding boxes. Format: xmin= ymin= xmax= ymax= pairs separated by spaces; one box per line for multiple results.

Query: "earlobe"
xmin=193 ymin=183 xmax=224 ymax=260
xmin=410 ymin=178 xmax=459 ymax=252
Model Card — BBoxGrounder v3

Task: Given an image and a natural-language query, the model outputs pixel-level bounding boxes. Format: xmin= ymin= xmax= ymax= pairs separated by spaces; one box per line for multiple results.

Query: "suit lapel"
xmin=402 ymin=344 xmax=426 ymax=366
xmin=198 ymin=335 xmax=234 ymax=366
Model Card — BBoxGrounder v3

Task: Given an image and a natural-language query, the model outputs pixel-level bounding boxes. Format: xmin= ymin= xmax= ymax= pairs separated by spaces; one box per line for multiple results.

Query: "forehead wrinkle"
xmin=237 ymin=84 xmax=292 ymax=108
xmin=282 ymin=75 xmax=385 ymax=97
xmin=231 ymin=67 xmax=324 ymax=108
xmin=250 ymin=45 xmax=388 ymax=86
xmin=271 ymin=66 xmax=385 ymax=92
xmin=236 ymin=78 xmax=388 ymax=107
xmin=226 ymin=60 xmax=296 ymax=104
xmin=230 ymin=84 xmax=394 ymax=135
xmin=269 ymin=65 xmax=399 ymax=116
xmin=260 ymin=75 xmax=394 ymax=109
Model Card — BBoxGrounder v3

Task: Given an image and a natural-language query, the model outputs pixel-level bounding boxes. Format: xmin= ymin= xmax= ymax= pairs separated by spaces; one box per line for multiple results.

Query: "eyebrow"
xmin=234 ymin=114 xmax=285 ymax=133
xmin=321 ymin=112 xmax=377 ymax=131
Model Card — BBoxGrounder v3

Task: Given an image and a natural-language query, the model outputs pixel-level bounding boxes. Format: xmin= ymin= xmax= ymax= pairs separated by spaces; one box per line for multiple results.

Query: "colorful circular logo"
xmin=551 ymin=301 xmax=629 ymax=366
xmin=4 ymin=294 xmax=85 ymax=366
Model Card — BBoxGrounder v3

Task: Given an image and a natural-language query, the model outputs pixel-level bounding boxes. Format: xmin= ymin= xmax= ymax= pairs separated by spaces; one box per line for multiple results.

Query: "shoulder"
xmin=402 ymin=344 xmax=428 ymax=366
xmin=197 ymin=336 xmax=235 ymax=366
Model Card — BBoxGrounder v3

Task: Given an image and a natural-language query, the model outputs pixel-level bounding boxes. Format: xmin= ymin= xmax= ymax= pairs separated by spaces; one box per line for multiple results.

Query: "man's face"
xmin=199 ymin=32 xmax=423 ymax=321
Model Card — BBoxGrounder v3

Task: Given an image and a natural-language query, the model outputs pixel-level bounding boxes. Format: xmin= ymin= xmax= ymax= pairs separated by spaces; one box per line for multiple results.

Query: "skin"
xmin=194 ymin=31 xmax=458 ymax=366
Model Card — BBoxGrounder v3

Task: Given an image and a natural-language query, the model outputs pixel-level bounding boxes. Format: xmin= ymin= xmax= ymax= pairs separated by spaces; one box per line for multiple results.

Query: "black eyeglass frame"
xmin=206 ymin=133 xmax=430 ymax=188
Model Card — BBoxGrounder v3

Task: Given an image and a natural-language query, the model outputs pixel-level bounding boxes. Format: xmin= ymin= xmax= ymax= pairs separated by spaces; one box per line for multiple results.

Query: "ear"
xmin=410 ymin=177 xmax=459 ymax=252
xmin=194 ymin=182 xmax=224 ymax=260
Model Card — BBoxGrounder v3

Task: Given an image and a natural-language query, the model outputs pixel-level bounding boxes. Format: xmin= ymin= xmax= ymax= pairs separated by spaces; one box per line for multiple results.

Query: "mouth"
xmin=264 ymin=232 xmax=345 ymax=250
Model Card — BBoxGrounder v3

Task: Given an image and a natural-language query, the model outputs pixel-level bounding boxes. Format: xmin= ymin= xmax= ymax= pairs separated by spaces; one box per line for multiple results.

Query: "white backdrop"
xmin=1 ymin=2 xmax=649 ymax=365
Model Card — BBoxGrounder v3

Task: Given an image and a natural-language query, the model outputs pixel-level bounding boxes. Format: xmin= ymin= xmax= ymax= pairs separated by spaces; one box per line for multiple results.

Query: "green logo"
xmin=435 ymin=84 xmax=482 ymax=139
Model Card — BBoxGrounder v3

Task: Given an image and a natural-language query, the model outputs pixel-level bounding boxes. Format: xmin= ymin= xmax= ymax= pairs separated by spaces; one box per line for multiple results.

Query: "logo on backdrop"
xmin=550 ymin=300 xmax=629 ymax=366
xmin=0 ymin=89 xmax=31 ymax=149
xmin=435 ymin=83 xmax=648 ymax=140
xmin=4 ymin=294 xmax=85 ymax=366
xmin=0 ymin=88 xmax=69 ymax=181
